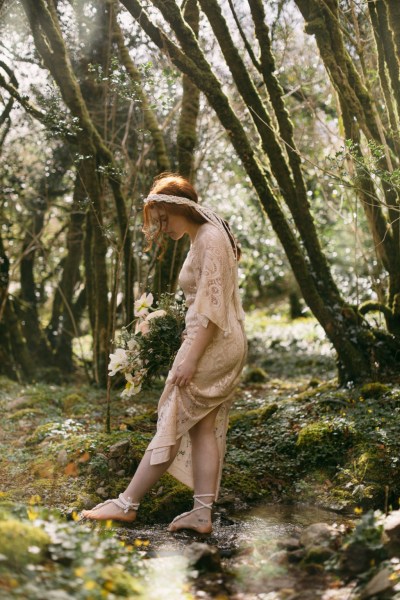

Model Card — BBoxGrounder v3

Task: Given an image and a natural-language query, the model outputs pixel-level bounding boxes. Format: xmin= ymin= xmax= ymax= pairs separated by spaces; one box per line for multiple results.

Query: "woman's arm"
xmin=170 ymin=321 xmax=217 ymax=387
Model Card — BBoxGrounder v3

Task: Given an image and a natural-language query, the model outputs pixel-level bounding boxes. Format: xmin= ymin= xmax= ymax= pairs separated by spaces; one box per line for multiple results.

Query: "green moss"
xmin=0 ymin=519 xmax=50 ymax=567
xmin=296 ymin=421 xmax=356 ymax=468
xmin=100 ymin=565 xmax=143 ymax=596
xmin=8 ymin=408 xmax=44 ymax=420
xmin=229 ymin=403 xmax=278 ymax=428
xmin=62 ymin=393 xmax=85 ymax=413
xmin=221 ymin=471 xmax=265 ymax=499
xmin=297 ymin=421 xmax=355 ymax=448
xmin=360 ymin=382 xmax=390 ymax=399
xmin=142 ymin=477 xmax=192 ymax=523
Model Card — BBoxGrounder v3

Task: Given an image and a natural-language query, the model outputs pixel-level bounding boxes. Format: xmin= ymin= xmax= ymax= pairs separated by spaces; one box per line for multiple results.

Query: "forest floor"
xmin=1 ymin=307 xmax=400 ymax=599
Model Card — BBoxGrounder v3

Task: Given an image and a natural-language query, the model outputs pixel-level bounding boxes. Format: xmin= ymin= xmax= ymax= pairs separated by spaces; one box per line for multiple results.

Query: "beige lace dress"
xmin=146 ymin=222 xmax=247 ymax=498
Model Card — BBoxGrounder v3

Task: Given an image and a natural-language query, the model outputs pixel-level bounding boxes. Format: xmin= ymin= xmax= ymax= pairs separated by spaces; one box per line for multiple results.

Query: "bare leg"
xmin=82 ymin=438 xmax=182 ymax=522
xmin=168 ymin=406 xmax=220 ymax=533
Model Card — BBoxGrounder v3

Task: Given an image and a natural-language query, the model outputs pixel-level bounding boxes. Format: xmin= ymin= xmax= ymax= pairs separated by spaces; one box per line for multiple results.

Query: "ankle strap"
xmin=194 ymin=494 xmax=214 ymax=498
xmin=193 ymin=494 xmax=214 ymax=510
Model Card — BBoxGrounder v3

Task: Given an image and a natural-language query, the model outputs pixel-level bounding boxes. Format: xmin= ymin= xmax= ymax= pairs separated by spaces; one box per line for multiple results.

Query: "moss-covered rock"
xmin=8 ymin=408 xmax=44 ymax=421
xmin=360 ymin=382 xmax=390 ymax=399
xmin=243 ymin=367 xmax=269 ymax=384
xmin=25 ymin=422 xmax=62 ymax=445
xmin=0 ymin=519 xmax=50 ymax=567
xmin=62 ymin=393 xmax=85 ymax=414
xmin=296 ymin=421 xmax=356 ymax=467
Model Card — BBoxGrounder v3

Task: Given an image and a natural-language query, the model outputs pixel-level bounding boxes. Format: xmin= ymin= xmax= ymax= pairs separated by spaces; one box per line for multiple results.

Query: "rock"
xmin=56 ymin=450 xmax=69 ymax=466
xmin=360 ymin=568 xmax=393 ymax=599
xmin=116 ymin=469 xmax=126 ymax=476
xmin=287 ymin=549 xmax=306 ymax=563
xmin=95 ymin=487 xmax=108 ymax=498
xmin=108 ymin=439 xmax=130 ymax=458
xmin=277 ymin=537 xmax=301 ymax=551
xmin=384 ymin=510 xmax=400 ymax=541
xmin=300 ymin=523 xmax=335 ymax=548
xmin=183 ymin=542 xmax=222 ymax=573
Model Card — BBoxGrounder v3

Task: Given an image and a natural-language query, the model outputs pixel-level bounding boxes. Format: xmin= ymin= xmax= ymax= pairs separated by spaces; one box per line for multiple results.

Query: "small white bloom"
xmin=134 ymin=292 xmax=154 ymax=317
xmin=108 ymin=348 xmax=130 ymax=376
xmin=121 ymin=372 xmax=143 ymax=397
xmin=127 ymin=338 xmax=139 ymax=351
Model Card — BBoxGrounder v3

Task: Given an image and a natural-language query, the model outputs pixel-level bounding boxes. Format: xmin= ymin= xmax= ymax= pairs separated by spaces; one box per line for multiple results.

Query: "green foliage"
xmin=0 ymin=506 xmax=144 ymax=599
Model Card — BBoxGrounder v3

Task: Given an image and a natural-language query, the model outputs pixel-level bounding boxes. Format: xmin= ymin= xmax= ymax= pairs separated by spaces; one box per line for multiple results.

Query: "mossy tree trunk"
xmin=21 ymin=0 xmax=111 ymax=385
xmin=118 ymin=0 xmax=400 ymax=383
xmin=47 ymin=170 xmax=86 ymax=372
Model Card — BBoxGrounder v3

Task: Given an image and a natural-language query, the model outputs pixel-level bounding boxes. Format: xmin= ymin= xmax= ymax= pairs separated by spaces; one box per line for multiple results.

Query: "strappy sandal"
xmin=168 ymin=493 xmax=214 ymax=533
xmin=80 ymin=493 xmax=139 ymax=522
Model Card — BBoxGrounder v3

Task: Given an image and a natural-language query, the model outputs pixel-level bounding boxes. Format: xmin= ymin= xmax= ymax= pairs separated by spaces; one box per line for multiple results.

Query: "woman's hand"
xmin=170 ymin=358 xmax=197 ymax=387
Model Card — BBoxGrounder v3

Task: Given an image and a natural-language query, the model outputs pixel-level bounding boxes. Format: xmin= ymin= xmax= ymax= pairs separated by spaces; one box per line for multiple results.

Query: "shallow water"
xmin=117 ymin=503 xmax=351 ymax=600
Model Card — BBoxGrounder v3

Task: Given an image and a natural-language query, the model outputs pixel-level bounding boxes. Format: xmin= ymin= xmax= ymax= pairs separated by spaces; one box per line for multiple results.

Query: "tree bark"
xmin=47 ymin=171 xmax=86 ymax=371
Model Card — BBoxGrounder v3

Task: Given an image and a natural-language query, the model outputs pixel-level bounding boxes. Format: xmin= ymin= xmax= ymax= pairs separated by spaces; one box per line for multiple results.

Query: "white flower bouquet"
xmin=108 ymin=293 xmax=185 ymax=398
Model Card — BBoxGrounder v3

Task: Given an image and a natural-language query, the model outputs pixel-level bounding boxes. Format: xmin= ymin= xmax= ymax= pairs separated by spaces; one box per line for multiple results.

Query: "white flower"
xmin=127 ymin=338 xmax=139 ymax=351
xmin=134 ymin=292 xmax=154 ymax=317
xmin=135 ymin=309 xmax=167 ymax=335
xmin=121 ymin=372 xmax=143 ymax=397
xmin=108 ymin=348 xmax=130 ymax=376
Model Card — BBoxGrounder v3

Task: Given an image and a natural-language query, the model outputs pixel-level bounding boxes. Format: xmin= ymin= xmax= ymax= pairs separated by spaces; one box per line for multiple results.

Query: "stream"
xmin=113 ymin=503 xmax=351 ymax=600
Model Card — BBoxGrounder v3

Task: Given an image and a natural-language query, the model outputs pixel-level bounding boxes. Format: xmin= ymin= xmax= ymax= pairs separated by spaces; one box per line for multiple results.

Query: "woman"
xmin=82 ymin=174 xmax=247 ymax=533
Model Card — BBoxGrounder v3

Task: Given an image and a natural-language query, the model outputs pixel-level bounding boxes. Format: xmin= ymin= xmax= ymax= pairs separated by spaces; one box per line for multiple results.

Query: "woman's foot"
xmin=81 ymin=494 xmax=139 ymax=522
xmin=167 ymin=507 xmax=212 ymax=533
xmin=168 ymin=494 xmax=214 ymax=534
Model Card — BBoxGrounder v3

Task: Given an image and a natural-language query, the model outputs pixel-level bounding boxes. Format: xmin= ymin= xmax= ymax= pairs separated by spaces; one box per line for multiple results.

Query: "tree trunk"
xmin=47 ymin=171 xmax=86 ymax=371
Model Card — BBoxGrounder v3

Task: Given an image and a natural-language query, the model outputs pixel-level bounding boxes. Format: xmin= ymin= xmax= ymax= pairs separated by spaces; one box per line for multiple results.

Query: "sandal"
xmin=168 ymin=493 xmax=214 ymax=533
xmin=80 ymin=493 xmax=139 ymax=522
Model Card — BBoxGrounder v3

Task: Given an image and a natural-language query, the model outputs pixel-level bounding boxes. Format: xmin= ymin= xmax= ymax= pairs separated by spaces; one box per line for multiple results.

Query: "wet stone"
xmin=95 ymin=487 xmax=108 ymax=498
xmin=277 ymin=537 xmax=302 ymax=551
xmin=184 ymin=542 xmax=222 ymax=573
xmin=300 ymin=523 xmax=336 ymax=548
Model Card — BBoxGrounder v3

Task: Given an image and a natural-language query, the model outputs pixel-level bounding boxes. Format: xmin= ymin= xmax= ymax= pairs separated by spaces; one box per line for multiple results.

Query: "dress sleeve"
xmin=191 ymin=227 xmax=235 ymax=333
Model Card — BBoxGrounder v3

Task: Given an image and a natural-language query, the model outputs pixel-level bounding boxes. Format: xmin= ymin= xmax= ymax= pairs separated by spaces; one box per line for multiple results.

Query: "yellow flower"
xmin=103 ymin=581 xmax=115 ymax=592
xmin=74 ymin=567 xmax=86 ymax=578
xmin=28 ymin=495 xmax=42 ymax=505
xmin=105 ymin=519 xmax=113 ymax=529
xmin=71 ymin=511 xmax=79 ymax=521
xmin=354 ymin=507 xmax=363 ymax=515
xmin=27 ymin=507 xmax=39 ymax=521
xmin=84 ymin=580 xmax=97 ymax=590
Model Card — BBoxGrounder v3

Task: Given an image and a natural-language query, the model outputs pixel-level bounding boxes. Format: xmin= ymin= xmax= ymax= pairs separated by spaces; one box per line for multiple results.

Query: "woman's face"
xmin=150 ymin=206 xmax=190 ymax=241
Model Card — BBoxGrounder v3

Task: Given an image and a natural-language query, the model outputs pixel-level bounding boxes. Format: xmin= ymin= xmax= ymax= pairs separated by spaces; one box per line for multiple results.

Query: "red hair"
xmin=142 ymin=173 xmax=241 ymax=259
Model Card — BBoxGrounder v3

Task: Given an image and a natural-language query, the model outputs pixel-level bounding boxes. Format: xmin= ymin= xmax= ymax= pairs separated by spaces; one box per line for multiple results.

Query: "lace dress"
xmin=146 ymin=222 xmax=247 ymax=498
